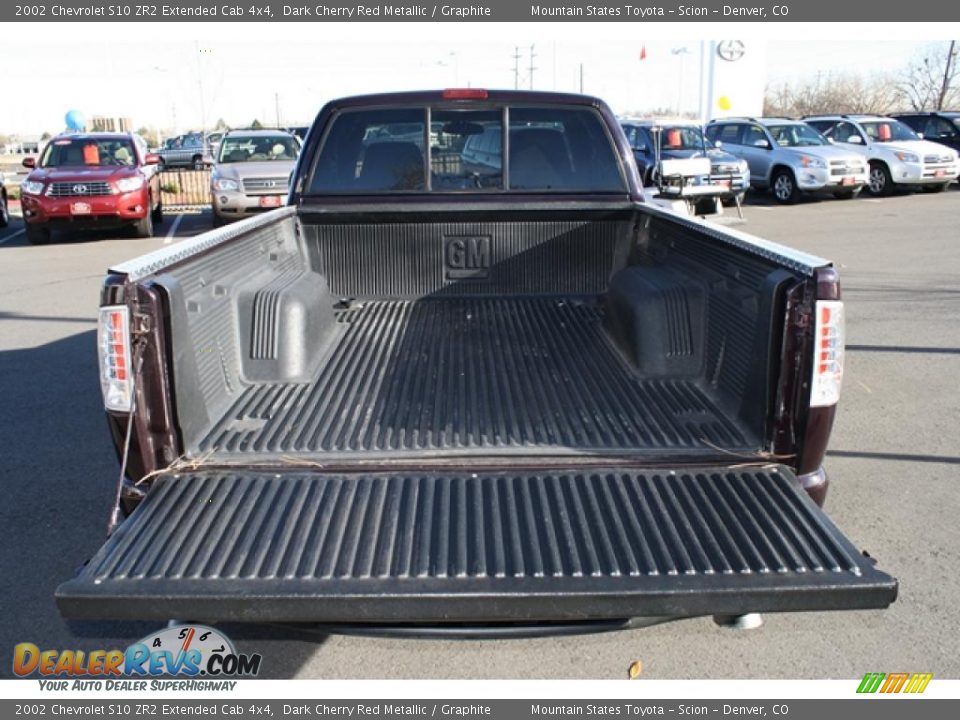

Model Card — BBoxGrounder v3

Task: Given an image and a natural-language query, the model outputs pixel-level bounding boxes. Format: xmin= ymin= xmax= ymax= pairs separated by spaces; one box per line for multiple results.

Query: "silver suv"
xmin=210 ymin=130 xmax=301 ymax=225
xmin=705 ymin=117 xmax=868 ymax=203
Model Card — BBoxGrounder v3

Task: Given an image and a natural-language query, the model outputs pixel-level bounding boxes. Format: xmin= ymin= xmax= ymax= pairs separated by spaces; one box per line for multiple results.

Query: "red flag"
xmin=639 ymin=45 xmax=647 ymax=61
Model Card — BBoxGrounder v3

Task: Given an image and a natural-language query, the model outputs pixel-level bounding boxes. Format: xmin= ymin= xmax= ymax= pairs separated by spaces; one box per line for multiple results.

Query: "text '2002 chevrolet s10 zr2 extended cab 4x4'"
xmin=56 ymin=90 xmax=897 ymax=633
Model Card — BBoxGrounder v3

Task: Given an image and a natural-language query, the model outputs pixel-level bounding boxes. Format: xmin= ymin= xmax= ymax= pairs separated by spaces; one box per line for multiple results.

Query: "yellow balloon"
xmin=717 ymin=96 xmax=732 ymax=111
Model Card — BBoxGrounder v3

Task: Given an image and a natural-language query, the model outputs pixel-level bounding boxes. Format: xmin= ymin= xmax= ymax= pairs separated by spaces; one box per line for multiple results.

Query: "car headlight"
xmin=21 ymin=180 xmax=44 ymax=195
xmin=115 ymin=176 xmax=145 ymax=193
xmin=894 ymin=151 xmax=920 ymax=163
xmin=213 ymin=177 xmax=240 ymax=192
xmin=799 ymin=155 xmax=826 ymax=169
xmin=738 ymin=159 xmax=748 ymax=172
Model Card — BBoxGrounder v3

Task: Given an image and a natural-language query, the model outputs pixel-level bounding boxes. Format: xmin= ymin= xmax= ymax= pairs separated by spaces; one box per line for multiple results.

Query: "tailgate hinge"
xmin=131 ymin=310 xmax=153 ymax=336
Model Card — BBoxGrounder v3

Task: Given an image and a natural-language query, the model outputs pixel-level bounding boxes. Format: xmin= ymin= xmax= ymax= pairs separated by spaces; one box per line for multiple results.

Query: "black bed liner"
xmin=198 ymin=297 xmax=755 ymax=459
xmin=56 ymin=466 xmax=897 ymax=622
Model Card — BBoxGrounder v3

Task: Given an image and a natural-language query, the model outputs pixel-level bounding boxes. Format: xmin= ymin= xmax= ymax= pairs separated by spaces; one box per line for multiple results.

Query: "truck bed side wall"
xmin=152 ymin=206 xmax=801 ymax=455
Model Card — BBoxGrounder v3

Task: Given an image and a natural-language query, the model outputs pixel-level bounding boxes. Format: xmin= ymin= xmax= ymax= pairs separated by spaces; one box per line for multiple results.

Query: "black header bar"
xmin=5 ymin=1 xmax=958 ymax=22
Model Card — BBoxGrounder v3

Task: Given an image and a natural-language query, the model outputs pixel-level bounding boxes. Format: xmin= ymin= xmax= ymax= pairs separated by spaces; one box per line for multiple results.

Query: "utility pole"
xmin=195 ymin=41 xmax=207 ymax=135
xmin=528 ymin=44 xmax=537 ymax=89
xmin=937 ymin=40 xmax=957 ymax=111
xmin=579 ymin=63 xmax=584 ymax=93
xmin=275 ymin=92 xmax=281 ymax=128
xmin=512 ymin=46 xmax=522 ymax=89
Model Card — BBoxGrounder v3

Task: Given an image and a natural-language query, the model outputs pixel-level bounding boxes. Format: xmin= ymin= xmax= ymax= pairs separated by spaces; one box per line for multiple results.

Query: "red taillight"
xmin=442 ymin=88 xmax=489 ymax=100
xmin=810 ymin=301 xmax=844 ymax=407
xmin=98 ymin=306 xmax=133 ymax=411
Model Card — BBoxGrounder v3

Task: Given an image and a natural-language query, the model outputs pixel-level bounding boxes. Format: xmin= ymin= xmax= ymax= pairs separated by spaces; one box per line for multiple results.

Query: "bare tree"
xmin=136 ymin=126 xmax=161 ymax=147
xmin=765 ymin=72 xmax=902 ymax=117
xmin=898 ymin=41 xmax=959 ymax=111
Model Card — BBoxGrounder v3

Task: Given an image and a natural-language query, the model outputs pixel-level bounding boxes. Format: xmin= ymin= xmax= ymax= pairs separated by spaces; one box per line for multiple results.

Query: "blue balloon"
xmin=65 ymin=110 xmax=86 ymax=130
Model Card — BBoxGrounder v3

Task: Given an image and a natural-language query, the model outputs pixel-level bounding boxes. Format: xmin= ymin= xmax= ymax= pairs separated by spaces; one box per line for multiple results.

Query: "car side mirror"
xmin=754 ymin=139 xmax=770 ymax=149
xmin=917 ymin=132 xmax=924 ymax=139
xmin=828 ymin=138 xmax=836 ymax=144
xmin=848 ymin=135 xmax=863 ymax=144
xmin=713 ymin=140 xmax=723 ymax=148
xmin=634 ymin=144 xmax=648 ymax=153
xmin=22 ymin=157 xmax=36 ymax=169
xmin=145 ymin=153 xmax=161 ymax=165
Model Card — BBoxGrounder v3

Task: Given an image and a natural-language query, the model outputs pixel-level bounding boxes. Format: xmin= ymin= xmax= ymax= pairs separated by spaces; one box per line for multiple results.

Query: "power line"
xmin=528 ymin=44 xmax=537 ymax=90
xmin=512 ymin=46 xmax=522 ymax=90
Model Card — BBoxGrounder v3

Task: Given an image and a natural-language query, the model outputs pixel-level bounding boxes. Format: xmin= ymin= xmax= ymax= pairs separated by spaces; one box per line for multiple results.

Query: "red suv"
xmin=20 ymin=133 xmax=163 ymax=244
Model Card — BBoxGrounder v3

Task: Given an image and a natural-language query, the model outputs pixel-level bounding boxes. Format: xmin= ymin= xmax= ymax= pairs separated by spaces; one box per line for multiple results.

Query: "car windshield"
xmin=860 ymin=120 xmax=919 ymax=143
xmin=41 ymin=138 xmax=137 ymax=167
xmin=219 ymin=135 xmax=299 ymax=163
xmin=656 ymin=126 xmax=707 ymax=151
xmin=767 ymin=124 xmax=827 ymax=147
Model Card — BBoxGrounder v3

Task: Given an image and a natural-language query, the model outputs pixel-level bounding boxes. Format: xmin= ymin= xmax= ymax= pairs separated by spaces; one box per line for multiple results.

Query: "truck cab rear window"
xmin=308 ymin=106 xmax=625 ymax=194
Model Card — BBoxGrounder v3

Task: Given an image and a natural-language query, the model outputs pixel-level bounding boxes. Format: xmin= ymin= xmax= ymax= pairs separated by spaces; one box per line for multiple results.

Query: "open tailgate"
xmin=57 ymin=466 xmax=897 ymax=622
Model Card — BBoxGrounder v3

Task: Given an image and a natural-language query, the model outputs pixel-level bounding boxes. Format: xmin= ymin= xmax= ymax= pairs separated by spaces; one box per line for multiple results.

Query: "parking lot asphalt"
xmin=1 ymin=192 xmax=958 ymax=680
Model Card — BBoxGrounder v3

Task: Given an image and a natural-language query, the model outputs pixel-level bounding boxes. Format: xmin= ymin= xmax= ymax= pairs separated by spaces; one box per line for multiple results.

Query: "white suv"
xmin=805 ymin=114 xmax=959 ymax=196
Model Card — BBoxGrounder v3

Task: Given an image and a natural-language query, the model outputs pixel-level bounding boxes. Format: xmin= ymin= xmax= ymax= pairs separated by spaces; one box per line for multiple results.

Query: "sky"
xmin=0 ymin=23 xmax=944 ymax=137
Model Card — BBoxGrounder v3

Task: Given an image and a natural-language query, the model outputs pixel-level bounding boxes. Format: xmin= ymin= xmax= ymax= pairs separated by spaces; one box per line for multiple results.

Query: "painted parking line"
xmin=164 ymin=213 xmax=185 ymax=244
xmin=0 ymin=228 xmax=25 ymax=246
xmin=863 ymin=199 xmax=883 ymax=204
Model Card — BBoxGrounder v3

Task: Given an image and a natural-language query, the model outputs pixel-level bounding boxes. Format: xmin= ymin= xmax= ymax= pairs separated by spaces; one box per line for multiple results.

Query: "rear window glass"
xmin=709 ymin=124 xmax=742 ymax=145
xmin=508 ymin=107 xmax=624 ymax=191
xmin=308 ymin=105 xmax=625 ymax=194
xmin=434 ymin=109 xmax=502 ymax=190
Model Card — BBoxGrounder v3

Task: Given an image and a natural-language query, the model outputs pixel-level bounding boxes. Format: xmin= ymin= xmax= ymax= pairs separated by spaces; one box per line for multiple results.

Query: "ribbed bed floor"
xmin=198 ymin=298 xmax=755 ymax=457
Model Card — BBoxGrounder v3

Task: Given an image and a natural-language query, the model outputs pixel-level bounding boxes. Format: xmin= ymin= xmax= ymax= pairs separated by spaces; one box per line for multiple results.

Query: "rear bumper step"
xmin=57 ymin=467 xmax=897 ymax=622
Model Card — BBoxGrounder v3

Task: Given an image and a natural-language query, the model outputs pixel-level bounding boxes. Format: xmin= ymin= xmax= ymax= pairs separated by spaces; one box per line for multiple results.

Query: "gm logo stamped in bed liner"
xmin=444 ymin=235 xmax=491 ymax=280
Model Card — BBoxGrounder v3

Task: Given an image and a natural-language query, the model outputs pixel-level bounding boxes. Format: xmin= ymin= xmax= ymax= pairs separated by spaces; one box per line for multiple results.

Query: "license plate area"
xmin=259 ymin=195 xmax=283 ymax=208
xmin=70 ymin=202 xmax=92 ymax=215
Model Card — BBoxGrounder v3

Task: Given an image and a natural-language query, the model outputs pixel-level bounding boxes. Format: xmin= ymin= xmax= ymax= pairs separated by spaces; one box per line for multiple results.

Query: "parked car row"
xmin=13 ymin=126 xmax=305 ymax=241
xmin=804 ymin=114 xmax=957 ymax=196
xmin=11 ymin=108 xmax=959 ymax=244
xmin=621 ymin=112 xmax=960 ymax=205
xmin=717 ymin=113 xmax=959 ymax=202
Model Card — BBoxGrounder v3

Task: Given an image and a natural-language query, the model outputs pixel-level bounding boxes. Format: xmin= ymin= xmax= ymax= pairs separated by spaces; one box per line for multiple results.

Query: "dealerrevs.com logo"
xmin=13 ymin=624 xmax=262 ymax=687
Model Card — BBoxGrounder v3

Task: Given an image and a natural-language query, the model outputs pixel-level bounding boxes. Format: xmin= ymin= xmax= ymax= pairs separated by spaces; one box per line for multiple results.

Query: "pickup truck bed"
xmin=58 ymin=203 xmax=896 ymax=623
xmin=151 ymin=207 xmax=775 ymax=465
xmin=57 ymin=90 xmax=896 ymax=627
xmin=202 ymin=296 xmax=751 ymax=458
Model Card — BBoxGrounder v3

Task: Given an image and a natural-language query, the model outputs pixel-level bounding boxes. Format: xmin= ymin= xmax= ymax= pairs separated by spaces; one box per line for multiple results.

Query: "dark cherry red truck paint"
xmin=56 ymin=91 xmax=897 ymax=628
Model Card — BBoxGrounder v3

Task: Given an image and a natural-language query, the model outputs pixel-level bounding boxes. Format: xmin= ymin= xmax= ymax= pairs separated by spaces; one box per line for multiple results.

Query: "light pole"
xmin=152 ymin=66 xmax=176 ymax=142
xmin=195 ymin=42 xmax=208 ymax=135
xmin=671 ymin=47 xmax=690 ymax=116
